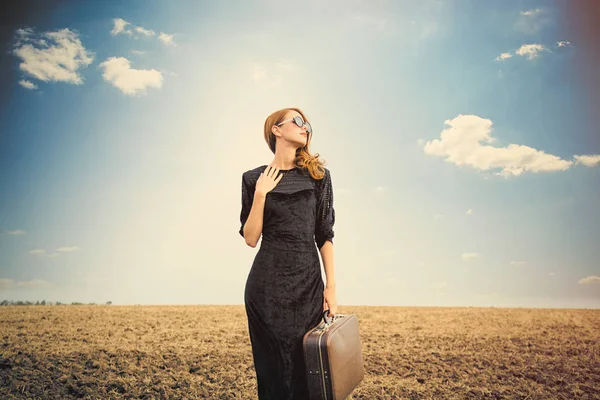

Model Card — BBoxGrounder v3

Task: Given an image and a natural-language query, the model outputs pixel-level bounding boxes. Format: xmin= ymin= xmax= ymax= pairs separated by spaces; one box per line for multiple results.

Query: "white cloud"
xmin=462 ymin=252 xmax=479 ymax=260
xmin=515 ymin=44 xmax=547 ymax=60
xmin=516 ymin=8 xmax=552 ymax=34
xmin=578 ymin=276 xmax=600 ymax=285
xmin=549 ymin=272 xmax=555 ymax=276
xmin=98 ymin=57 xmax=163 ymax=96
xmin=423 ymin=114 xmax=575 ymax=177
xmin=135 ymin=26 xmax=155 ymax=37
xmin=495 ymin=52 xmax=512 ymax=61
xmin=510 ymin=261 xmax=527 ymax=265
xmin=15 ymin=27 xmax=34 ymax=39
xmin=111 ymin=18 xmax=133 ymax=36
xmin=574 ymin=154 xmax=600 ymax=167
xmin=12 ymin=28 xmax=94 ymax=85
xmin=520 ymin=8 xmax=542 ymax=17
xmin=5 ymin=230 xmax=26 ymax=235
xmin=496 ymin=43 xmax=550 ymax=62
xmin=56 ymin=246 xmax=80 ymax=252
xmin=112 ymin=18 xmax=172 ymax=46
xmin=19 ymin=79 xmax=37 ymax=89
xmin=158 ymin=68 xmax=177 ymax=77
xmin=466 ymin=209 xmax=473 ymax=215
xmin=557 ymin=41 xmax=571 ymax=48
xmin=131 ymin=49 xmax=146 ymax=55
xmin=433 ymin=214 xmax=444 ymax=220
xmin=0 ymin=278 xmax=55 ymax=290
xmin=158 ymin=32 xmax=176 ymax=46
xmin=27 ymin=247 xmax=72 ymax=258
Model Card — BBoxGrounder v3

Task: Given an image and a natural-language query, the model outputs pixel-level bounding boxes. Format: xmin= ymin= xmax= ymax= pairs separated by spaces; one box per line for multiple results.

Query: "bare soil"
xmin=0 ymin=305 xmax=598 ymax=399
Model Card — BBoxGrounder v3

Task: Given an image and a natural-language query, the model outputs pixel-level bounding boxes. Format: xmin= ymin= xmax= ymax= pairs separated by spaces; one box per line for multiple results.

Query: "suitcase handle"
xmin=323 ymin=309 xmax=341 ymax=325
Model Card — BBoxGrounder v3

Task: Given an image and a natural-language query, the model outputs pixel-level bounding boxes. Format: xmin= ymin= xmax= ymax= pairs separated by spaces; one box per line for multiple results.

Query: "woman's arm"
xmin=320 ymin=240 xmax=335 ymax=288
xmin=240 ymin=172 xmax=266 ymax=247
xmin=243 ymin=191 xmax=267 ymax=247
xmin=315 ymin=168 xmax=337 ymax=293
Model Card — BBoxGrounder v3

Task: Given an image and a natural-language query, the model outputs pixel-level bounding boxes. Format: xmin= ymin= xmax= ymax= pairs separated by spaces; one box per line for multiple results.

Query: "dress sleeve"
xmin=239 ymin=172 xmax=255 ymax=238
xmin=314 ymin=168 xmax=335 ymax=250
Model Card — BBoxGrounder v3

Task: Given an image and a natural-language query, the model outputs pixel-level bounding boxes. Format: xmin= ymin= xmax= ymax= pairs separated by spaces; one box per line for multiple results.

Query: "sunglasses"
xmin=276 ymin=116 xmax=312 ymax=135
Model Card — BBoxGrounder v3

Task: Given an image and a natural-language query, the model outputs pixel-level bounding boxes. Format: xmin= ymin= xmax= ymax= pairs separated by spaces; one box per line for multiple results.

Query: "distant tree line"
xmin=0 ymin=300 xmax=113 ymax=306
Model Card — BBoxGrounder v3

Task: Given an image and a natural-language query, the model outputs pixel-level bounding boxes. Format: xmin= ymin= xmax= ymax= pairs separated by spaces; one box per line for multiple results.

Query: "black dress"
xmin=239 ymin=164 xmax=335 ymax=400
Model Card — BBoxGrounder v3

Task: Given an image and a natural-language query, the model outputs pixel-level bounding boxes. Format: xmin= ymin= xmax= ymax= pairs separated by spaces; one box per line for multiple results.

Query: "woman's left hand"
xmin=323 ymin=286 xmax=338 ymax=317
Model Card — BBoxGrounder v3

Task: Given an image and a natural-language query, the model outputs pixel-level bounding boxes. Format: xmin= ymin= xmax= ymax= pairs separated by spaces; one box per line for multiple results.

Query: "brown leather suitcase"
xmin=303 ymin=310 xmax=365 ymax=399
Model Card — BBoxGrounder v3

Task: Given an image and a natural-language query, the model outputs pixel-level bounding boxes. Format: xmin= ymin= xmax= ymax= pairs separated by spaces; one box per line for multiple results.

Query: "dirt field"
xmin=0 ymin=305 xmax=598 ymax=399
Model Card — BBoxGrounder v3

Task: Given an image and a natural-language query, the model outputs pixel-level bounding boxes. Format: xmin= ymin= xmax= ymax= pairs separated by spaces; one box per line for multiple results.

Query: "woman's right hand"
xmin=255 ymin=164 xmax=283 ymax=196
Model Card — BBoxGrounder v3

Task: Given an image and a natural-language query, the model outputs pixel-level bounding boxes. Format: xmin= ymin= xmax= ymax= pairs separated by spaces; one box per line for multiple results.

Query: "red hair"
xmin=263 ymin=107 xmax=327 ymax=180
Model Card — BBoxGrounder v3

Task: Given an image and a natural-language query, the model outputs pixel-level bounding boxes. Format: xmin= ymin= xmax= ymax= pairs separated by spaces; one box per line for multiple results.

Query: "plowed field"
xmin=1 ymin=305 xmax=598 ymax=399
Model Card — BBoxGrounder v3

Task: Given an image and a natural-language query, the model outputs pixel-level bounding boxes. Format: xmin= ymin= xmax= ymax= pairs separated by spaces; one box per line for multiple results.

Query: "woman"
xmin=239 ymin=107 xmax=338 ymax=399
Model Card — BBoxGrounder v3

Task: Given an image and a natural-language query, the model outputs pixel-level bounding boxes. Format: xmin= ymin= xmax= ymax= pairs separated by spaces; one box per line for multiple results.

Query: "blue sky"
xmin=1 ymin=0 xmax=598 ymax=308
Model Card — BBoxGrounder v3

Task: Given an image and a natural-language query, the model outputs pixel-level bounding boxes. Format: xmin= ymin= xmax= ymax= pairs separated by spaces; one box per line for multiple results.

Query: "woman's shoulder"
xmin=242 ymin=165 xmax=329 ymax=184
xmin=242 ymin=165 xmax=267 ymax=178
xmin=310 ymin=166 xmax=331 ymax=182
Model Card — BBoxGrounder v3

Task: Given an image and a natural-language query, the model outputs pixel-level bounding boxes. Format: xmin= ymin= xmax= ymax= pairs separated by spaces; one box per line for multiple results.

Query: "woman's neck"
xmin=272 ymin=156 xmax=296 ymax=170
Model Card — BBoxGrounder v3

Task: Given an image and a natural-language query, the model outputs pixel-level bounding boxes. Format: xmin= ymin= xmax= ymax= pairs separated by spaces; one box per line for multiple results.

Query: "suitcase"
xmin=303 ymin=309 xmax=365 ymax=399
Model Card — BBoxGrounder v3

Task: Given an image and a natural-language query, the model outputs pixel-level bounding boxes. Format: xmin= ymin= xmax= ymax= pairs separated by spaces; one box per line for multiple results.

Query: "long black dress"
xmin=239 ymin=164 xmax=335 ymax=400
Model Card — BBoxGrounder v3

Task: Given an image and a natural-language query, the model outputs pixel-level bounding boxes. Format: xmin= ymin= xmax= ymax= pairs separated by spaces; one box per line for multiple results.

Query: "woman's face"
xmin=275 ymin=111 xmax=309 ymax=147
